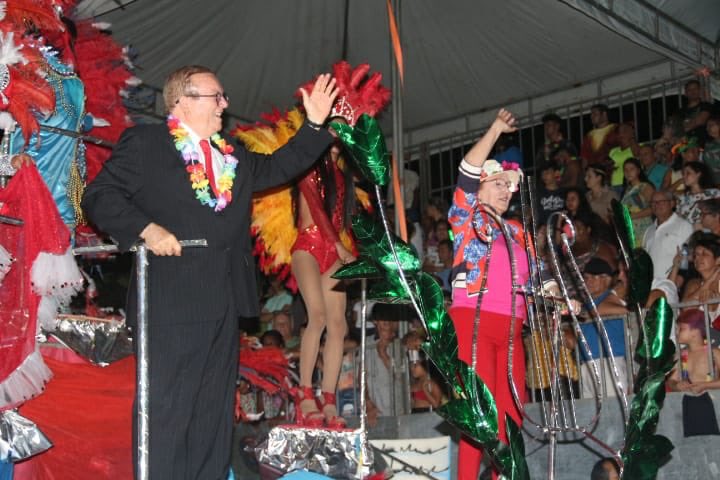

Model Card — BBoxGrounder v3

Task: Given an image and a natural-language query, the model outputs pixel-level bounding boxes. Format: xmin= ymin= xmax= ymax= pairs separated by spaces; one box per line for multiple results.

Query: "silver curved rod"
xmin=543 ymin=212 xmax=607 ymax=430
xmin=553 ymin=212 xmax=629 ymax=423
xmin=373 ymin=185 xmax=427 ymax=333
xmin=521 ymin=179 xmax=573 ymax=431
xmin=541 ymin=213 xmax=626 ymax=470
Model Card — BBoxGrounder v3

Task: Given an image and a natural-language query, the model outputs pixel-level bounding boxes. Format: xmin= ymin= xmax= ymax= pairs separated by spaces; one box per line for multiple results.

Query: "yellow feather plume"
xmin=233 ymin=109 xmax=305 ymax=278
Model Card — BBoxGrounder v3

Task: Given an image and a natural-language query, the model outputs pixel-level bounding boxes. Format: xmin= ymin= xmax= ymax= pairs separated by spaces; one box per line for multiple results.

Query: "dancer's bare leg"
xmin=293 ymin=250 xmax=327 ymax=416
xmin=318 ymin=260 xmax=348 ymax=420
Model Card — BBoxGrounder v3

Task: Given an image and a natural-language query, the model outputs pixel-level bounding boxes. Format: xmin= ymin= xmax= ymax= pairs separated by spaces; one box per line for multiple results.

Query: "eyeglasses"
xmin=183 ymin=91 xmax=230 ymax=106
xmin=489 ymin=178 xmax=517 ymax=192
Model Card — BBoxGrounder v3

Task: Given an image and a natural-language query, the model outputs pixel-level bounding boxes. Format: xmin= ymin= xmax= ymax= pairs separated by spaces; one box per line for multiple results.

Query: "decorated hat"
xmin=296 ymin=60 xmax=391 ymax=126
xmin=671 ymin=136 xmax=700 ymax=155
xmin=583 ymin=257 xmax=615 ymax=276
xmin=479 ymin=159 xmax=523 ymax=192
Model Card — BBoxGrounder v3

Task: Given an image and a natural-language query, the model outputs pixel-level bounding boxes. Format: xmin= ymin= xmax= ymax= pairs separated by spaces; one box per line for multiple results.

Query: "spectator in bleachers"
xmin=608 ymin=122 xmax=641 ymax=193
xmin=260 ymin=329 xmax=285 ymax=348
xmin=590 ymin=457 xmax=620 ymax=480
xmin=679 ymin=79 xmax=713 ymax=143
xmin=259 ymin=276 xmax=293 ymax=333
xmin=336 ymin=333 xmax=359 ymax=418
xmin=271 ymin=311 xmax=300 ymax=350
xmin=557 ymin=210 xmax=617 ymax=301
xmin=677 ymin=234 xmax=720 ymax=311
xmin=578 ymin=257 xmax=629 ymax=399
xmin=661 ymin=146 xmax=687 ymax=194
xmin=585 ymin=164 xmax=618 ymax=224
xmin=407 ymin=350 xmax=443 ymax=413
xmin=554 ymin=144 xmax=583 ymax=189
xmin=639 ymin=143 xmax=668 ymax=190
xmin=667 ymin=308 xmax=720 ymax=393
xmin=365 ymin=304 xmax=401 ymax=424
xmin=421 ymin=198 xmax=449 ymax=267
xmin=536 ymin=161 xmax=565 ymax=225
xmin=524 ymin=317 xmax=579 ymax=402
xmin=564 ymin=187 xmax=592 ymax=219
xmin=422 ymin=196 xmax=448 ymax=238
xmin=656 ymin=120 xmax=681 ymax=166
xmin=580 ymin=103 xmax=618 ymax=168
xmin=537 ymin=113 xmax=575 ymax=165
xmin=620 ymin=157 xmax=655 ymax=245
xmin=702 ymin=116 xmax=720 ymax=181
xmin=643 ymin=190 xmax=694 ymax=281
xmin=675 ymin=160 xmax=720 ymax=226
xmin=423 ymin=238 xmax=453 ymax=292
xmin=698 ymin=198 xmax=720 ymax=236
xmin=494 ymin=132 xmax=524 ymax=169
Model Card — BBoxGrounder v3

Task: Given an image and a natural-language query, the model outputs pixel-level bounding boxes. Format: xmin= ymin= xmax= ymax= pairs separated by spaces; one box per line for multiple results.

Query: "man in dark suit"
xmin=82 ymin=65 xmax=338 ymax=479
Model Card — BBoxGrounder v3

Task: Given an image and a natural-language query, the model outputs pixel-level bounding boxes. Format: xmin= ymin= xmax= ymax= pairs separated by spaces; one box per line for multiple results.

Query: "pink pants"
xmin=449 ymin=307 xmax=526 ymax=480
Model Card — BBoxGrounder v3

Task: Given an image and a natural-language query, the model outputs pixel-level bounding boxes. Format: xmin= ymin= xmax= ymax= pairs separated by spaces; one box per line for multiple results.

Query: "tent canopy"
xmin=76 ymin=0 xmax=719 ymax=145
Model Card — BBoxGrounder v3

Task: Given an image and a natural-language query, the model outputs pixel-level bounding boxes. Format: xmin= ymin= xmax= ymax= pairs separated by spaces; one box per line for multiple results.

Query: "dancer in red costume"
xmin=292 ymin=62 xmax=390 ymax=427
xmin=447 ymin=109 xmax=528 ymax=480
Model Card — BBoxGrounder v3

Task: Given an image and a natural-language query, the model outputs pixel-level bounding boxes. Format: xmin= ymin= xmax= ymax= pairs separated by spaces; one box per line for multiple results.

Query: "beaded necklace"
xmin=167 ymin=115 xmax=238 ymax=212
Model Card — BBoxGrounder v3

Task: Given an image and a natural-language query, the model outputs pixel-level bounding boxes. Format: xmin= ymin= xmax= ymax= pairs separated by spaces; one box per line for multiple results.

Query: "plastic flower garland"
xmin=167 ymin=115 xmax=238 ymax=212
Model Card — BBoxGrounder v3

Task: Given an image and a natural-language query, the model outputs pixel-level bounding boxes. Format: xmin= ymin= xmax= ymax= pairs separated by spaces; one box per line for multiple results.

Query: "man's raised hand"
xmin=300 ymin=73 xmax=339 ymax=126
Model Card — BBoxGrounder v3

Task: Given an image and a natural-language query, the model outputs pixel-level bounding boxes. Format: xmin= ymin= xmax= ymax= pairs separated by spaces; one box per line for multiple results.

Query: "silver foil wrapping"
xmin=0 ymin=410 xmax=52 ymax=461
xmin=256 ymin=426 xmax=373 ymax=478
xmin=46 ymin=315 xmax=133 ymax=366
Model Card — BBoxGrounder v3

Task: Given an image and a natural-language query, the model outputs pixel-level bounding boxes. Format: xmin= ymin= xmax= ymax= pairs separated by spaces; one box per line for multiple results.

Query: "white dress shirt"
xmin=643 ymin=212 xmax=694 ymax=280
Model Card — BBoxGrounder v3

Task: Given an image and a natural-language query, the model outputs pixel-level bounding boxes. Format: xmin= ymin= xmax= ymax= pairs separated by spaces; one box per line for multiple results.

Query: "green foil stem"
xmin=330 ymin=114 xmax=390 ymax=186
xmin=611 ymin=199 xmax=636 ymax=252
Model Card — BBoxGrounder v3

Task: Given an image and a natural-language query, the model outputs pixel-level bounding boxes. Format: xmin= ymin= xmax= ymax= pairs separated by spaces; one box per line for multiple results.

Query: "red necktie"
xmin=199 ymin=139 xmax=219 ymax=197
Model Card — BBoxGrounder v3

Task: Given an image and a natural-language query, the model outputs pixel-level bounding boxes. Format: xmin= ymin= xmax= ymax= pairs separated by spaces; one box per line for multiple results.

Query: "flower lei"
xmin=167 ymin=115 xmax=238 ymax=212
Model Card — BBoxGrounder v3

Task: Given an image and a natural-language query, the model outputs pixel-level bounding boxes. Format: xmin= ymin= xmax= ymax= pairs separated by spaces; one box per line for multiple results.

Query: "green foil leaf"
xmin=621 ymin=296 xmax=675 ymax=478
xmin=331 ymin=114 xmax=390 ymax=186
xmin=331 ymin=259 xmax=384 ymax=280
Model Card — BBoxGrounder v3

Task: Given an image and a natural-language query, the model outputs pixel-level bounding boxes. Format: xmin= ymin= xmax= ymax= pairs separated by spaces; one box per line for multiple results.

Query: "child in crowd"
xmin=667 ymin=308 xmax=720 ymax=393
xmin=407 ymin=349 xmax=443 ymax=413
xmin=536 ymin=161 xmax=565 ymax=225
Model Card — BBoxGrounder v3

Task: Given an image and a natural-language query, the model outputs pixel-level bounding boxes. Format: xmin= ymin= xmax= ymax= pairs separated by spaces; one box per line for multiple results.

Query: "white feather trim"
xmin=0 ymin=31 xmax=26 ymax=66
xmin=0 ymin=349 xmax=53 ymax=410
xmin=91 ymin=21 xmax=111 ymax=31
xmin=37 ymin=296 xmax=60 ymax=332
xmin=31 ymin=247 xmax=84 ymax=304
xmin=0 ymin=111 xmax=15 ymax=130
xmin=125 ymin=76 xmax=142 ymax=87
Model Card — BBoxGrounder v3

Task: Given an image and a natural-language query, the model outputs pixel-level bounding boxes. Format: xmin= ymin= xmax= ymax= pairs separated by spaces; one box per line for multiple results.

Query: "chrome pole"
xmin=71 ymin=239 xmax=207 ymax=480
xmin=136 ymin=243 xmax=150 ymax=480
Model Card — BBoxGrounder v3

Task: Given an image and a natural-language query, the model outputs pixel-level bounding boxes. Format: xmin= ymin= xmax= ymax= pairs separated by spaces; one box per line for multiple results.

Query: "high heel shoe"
xmin=293 ymin=386 xmax=324 ymax=427
xmin=317 ymin=391 xmax=346 ymax=429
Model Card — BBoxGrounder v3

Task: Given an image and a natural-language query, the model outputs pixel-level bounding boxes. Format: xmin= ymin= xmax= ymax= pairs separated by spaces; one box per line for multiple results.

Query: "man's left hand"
xmin=299 ymin=73 xmax=339 ymax=125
